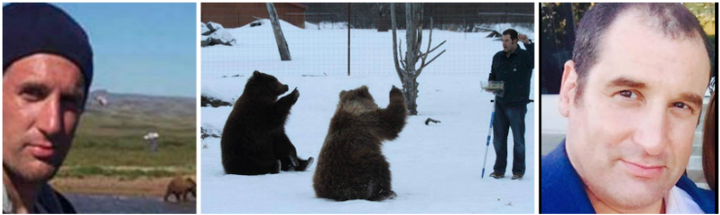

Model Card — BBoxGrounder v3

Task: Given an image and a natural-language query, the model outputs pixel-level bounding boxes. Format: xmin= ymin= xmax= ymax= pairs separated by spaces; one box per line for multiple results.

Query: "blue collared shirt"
xmin=541 ymin=139 xmax=716 ymax=213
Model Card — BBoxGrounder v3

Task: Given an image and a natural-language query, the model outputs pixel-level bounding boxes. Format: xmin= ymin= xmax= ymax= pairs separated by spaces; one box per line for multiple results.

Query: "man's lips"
xmin=28 ymin=141 xmax=55 ymax=159
xmin=621 ymin=160 xmax=666 ymax=179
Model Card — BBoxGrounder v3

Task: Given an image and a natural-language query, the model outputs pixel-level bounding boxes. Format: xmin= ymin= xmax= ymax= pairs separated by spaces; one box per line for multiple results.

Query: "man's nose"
xmin=37 ymin=95 xmax=63 ymax=137
xmin=633 ymin=105 xmax=669 ymax=156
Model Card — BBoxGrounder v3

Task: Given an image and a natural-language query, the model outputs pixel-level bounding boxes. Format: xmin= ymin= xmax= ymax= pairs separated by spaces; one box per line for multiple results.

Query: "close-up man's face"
xmin=561 ymin=12 xmax=710 ymax=211
xmin=502 ymin=34 xmax=517 ymax=53
xmin=3 ymin=53 xmax=86 ymax=183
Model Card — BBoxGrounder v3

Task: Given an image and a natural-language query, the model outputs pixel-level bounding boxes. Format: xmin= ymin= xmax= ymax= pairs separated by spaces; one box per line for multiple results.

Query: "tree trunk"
xmin=391 ymin=3 xmax=445 ymax=116
xmin=402 ymin=3 xmax=422 ymax=115
xmin=402 ymin=75 xmax=419 ymax=115
xmin=266 ymin=3 xmax=292 ymax=61
xmin=561 ymin=3 xmax=576 ymax=51
xmin=405 ymin=3 xmax=417 ymax=76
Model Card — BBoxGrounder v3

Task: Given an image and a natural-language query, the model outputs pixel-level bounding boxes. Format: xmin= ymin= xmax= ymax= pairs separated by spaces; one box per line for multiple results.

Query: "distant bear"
xmin=221 ymin=71 xmax=313 ymax=175
xmin=164 ymin=176 xmax=196 ymax=202
xmin=313 ymin=85 xmax=408 ymax=201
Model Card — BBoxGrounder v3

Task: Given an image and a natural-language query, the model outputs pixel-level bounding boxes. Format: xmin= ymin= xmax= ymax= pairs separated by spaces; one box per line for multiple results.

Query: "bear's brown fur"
xmin=221 ymin=71 xmax=313 ymax=175
xmin=313 ymin=85 xmax=407 ymax=201
xmin=164 ymin=176 xmax=196 ymax=202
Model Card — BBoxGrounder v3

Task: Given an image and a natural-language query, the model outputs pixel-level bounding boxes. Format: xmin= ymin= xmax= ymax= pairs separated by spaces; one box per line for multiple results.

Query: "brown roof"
xmin=286 ymin=3 xmax=308 ymax=10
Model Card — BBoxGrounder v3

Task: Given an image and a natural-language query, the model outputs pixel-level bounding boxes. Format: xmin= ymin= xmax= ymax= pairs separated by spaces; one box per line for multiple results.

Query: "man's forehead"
xmin=591 ymin=12 xmax=710 ymax=90
xmin=6 ymin=53 xmax=80 ymax=72
xmin=600 ymin=11 xmax=709 ymax=63
xmin=4 ymin=54 xmax=85 ymax=89
xmin=590 ymin=51 xmax=708 ymax=85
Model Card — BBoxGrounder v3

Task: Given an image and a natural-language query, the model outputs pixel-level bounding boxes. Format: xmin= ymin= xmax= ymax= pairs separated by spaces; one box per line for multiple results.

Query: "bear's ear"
xmin=253 ymin=70 xmax=261 ymax=77
xmin=359 ymin=85 xmax=371 ymax=96
xmin=339 ymin=90 xmax=347 ymax=98
xmin=359 ymin=85 xmax=369 ymax=93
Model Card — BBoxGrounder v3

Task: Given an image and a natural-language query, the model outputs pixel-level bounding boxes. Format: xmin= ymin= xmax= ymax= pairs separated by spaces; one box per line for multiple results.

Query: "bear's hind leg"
xmin=368 ymin=157 xmax=395 ymax=201
xmin=273 ymin=133 xmax=314 ymax=171
xmin=369 ymin=190 xmax=397 ymax=201
xmin=295 ymin=157 xmax=314 ymax=171
xmin=269 ymin=160 xmax=281 ymax=174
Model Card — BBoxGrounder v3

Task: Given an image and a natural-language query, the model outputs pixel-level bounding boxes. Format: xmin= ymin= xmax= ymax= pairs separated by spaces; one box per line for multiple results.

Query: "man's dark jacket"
xmin=488 ymin=42 xmax=534 ymax=106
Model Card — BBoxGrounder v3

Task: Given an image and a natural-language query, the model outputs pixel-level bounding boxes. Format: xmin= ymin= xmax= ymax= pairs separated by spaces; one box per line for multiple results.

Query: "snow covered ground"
xmin=200 ymin=20 xmax=535 ymax=214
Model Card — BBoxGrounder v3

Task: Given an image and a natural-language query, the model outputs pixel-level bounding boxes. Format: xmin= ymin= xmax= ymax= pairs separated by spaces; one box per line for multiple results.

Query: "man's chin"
xmin=603 ymin=178 xmax=668 ymax=208
xmin=609 ymin=195 xmax=665 ymax=212
xmin=15 ymin=161 xmax=59 ymax=183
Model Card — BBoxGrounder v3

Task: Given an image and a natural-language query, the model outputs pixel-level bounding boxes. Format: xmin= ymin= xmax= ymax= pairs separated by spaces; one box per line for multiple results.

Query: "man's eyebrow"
xmin=19 ymin=82 xmax=49 ymax=91
xmin=679 ymin=92 xmax=703 ymax=109
xmin=606 ymin=77 xmax=647 ymax=89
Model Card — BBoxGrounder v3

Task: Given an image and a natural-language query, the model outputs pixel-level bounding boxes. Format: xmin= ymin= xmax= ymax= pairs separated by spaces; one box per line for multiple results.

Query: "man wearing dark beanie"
xmin=3 ymin=3 xmax=93 ymax=213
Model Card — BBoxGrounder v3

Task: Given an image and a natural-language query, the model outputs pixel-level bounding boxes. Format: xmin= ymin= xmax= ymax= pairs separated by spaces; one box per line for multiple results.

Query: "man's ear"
xmin=559 ymin=60 xmax=579 ymax=118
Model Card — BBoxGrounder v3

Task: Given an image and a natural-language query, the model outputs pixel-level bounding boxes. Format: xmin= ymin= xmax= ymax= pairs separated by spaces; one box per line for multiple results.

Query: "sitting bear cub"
xmin=313 ymin=85 xmax=408 ymax=201
xmin=221 ymin=71 xmax=313 ymax=175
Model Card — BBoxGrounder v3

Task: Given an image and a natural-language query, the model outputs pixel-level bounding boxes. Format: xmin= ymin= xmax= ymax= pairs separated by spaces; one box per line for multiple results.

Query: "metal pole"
xmin=348 ymin=3 xmax=351 ymax=76
xmin=481 ymin=99 xmax=495 ymax=179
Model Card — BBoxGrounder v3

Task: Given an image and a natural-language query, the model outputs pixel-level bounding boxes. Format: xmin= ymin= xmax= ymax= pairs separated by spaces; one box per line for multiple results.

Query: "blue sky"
xmin=53 ymin=3 xmax=197 ymax=98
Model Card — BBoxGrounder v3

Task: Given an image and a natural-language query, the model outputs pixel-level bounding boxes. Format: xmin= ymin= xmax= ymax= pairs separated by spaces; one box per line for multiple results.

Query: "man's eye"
xmin=672 ymin=102 xmax=689 ymax=109
xmin=618 ymin=90 xmax=637 ymax=99
xmin=20 ymin=87 xmax=47 ymax=101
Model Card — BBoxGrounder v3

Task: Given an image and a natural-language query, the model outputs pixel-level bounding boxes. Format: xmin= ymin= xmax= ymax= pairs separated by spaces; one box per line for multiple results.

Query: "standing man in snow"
xmin=3 ymin=3 xmax=93 ymax=213
xmin=486 ymin=29 xmax=534 ymax=180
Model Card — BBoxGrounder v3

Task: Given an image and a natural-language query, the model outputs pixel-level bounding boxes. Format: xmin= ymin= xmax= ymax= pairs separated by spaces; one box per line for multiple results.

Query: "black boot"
xmin=489 ymin=172 xmax=505 ymax=179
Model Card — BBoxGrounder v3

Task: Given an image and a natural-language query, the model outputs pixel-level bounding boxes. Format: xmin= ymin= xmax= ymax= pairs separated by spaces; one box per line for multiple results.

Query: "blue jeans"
xmin=492 ymin=103 xmax=527 ymax=175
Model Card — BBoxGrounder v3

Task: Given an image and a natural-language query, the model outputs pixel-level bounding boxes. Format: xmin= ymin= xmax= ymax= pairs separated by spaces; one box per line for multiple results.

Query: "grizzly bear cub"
xmin=164 ymin=176 xmax=196 ymax=202
xmin=221 ymin=71 xmax=313 ymax=175
xmin=313 ymin=85 xmax=408 ymax=201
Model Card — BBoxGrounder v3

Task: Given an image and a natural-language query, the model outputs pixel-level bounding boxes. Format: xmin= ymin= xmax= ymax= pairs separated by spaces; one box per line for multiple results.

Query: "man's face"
xmin=3 ymin=54 xmax=86 ymax=184
xmin=561 ymin=13 xmax=710 ymax=211
xmin=502 ymin=34 xmax=517 ymax=53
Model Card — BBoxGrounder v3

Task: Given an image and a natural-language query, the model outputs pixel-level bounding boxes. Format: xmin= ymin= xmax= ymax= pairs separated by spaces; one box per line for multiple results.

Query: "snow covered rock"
xmin=201 ymin=22 xmax=210 ymax=35
xmin=201 ymin=21 xmax=236 ymax=47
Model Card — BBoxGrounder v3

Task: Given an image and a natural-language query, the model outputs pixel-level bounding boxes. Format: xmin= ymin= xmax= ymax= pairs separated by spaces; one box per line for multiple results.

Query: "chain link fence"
xmin=201 ymin=3 xmax=534 ymax=78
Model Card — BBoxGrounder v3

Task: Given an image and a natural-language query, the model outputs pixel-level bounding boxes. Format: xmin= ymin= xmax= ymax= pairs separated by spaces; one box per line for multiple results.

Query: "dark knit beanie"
xmin=3 ymin=3 xmax=93 ymax=99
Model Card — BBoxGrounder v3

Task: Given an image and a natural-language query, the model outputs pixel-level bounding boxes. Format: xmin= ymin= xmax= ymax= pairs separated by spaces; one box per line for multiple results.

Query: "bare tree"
xmin=266 ymin=3 xmax=291 ymax=61
xmin=391 ymin=3 xmax=446 ymax=115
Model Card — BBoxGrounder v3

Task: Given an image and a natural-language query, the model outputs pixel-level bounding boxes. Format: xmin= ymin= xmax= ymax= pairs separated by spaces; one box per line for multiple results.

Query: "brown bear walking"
xmin=164 ymin=176 xmax=196 ymax=202
xmin=221 ymin=71 xmax=313 ymax=175
xmin=313 ymin=85 xmax=408 ymax=201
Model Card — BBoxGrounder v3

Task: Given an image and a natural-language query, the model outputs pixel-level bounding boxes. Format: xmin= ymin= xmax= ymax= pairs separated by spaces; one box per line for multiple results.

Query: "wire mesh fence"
xmin=200 ymin=3 xmax=534 ymax=78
